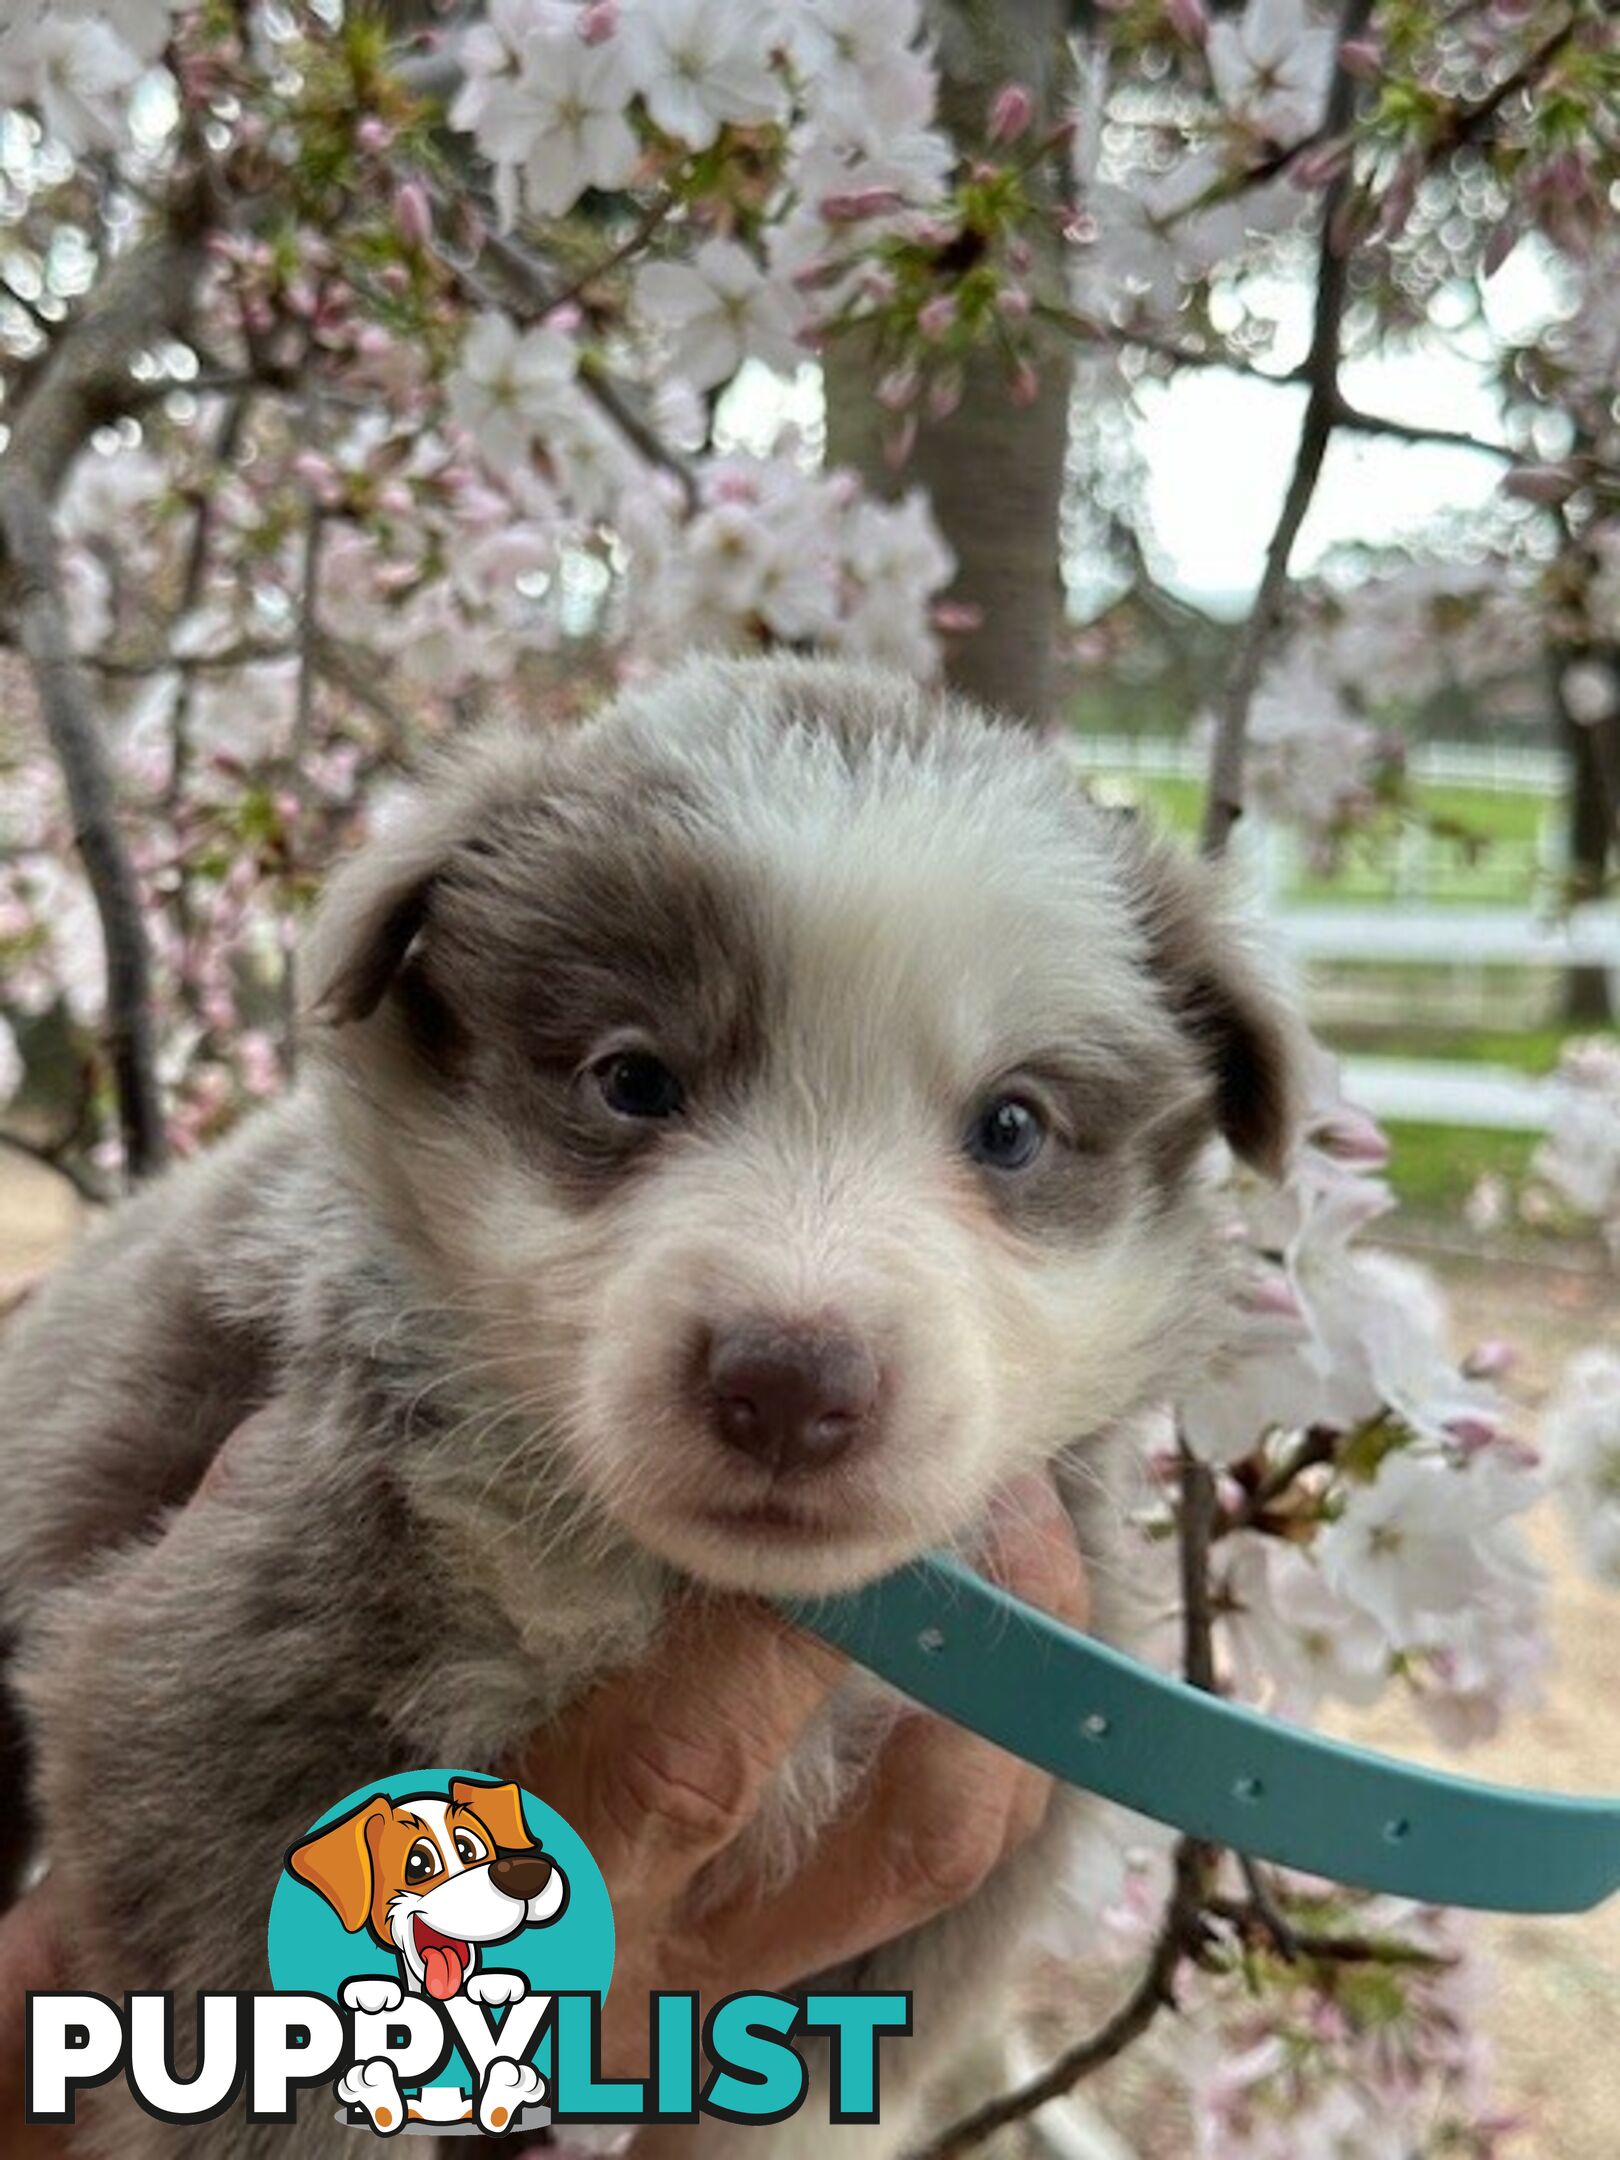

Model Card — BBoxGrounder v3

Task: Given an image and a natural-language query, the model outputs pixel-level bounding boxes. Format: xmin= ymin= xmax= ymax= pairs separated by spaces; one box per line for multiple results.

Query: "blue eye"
xmin=967 ymin=1096 xmax=1046 ymax=1171
xmin=594 ymin=1050 xmax=685 ymax=1120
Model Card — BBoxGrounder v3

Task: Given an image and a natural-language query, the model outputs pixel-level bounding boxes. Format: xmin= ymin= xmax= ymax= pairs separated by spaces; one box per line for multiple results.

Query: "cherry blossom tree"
xmin=1 ymin=4 xmax=1618 ymax=2155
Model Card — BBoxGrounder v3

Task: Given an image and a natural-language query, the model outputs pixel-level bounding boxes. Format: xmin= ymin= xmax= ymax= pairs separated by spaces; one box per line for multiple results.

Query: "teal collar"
xmin=787 ymin=1554 xmax=1620 ymax=1916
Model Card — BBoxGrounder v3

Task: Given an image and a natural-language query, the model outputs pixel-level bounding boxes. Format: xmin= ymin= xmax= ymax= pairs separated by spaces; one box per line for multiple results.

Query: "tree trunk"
xmin=824 ymin=0 xmax=1073 ymax=732
xmin=1553 ymin=649 xmax=1618 ymax=1027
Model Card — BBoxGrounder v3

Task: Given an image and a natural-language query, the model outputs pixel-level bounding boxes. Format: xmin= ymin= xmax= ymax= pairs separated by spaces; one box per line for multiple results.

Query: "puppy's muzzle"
xmin=489 ymin=1852 xmax=555 ymax=1902
xmin=705 ymin=1321 xmax=880 ymax=1476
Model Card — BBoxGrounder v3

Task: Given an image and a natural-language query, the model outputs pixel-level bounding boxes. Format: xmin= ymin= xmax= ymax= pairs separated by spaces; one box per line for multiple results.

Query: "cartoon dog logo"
xmin=287 ymin=1777 xmax=569 ymax=2134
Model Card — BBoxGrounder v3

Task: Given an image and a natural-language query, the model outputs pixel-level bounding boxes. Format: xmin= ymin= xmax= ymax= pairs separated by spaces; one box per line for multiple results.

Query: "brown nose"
xmin=706 ymin=1323 xmax=880 ymax=1475
xmin=489 ymin=1852 xmax=553 ymax=1901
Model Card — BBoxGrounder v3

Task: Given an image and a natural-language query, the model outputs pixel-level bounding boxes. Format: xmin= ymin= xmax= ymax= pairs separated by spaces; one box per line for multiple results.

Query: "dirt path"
xmin=1 ymin=1162 xmax=1616 ymax=2151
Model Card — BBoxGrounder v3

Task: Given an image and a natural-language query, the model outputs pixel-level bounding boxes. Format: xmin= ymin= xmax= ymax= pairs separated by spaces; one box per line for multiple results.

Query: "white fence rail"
xmin=1068 ymin=735 xmax=1566 ymax=795
xmin=1073 ymin=739 xmax=1610 ymax=1132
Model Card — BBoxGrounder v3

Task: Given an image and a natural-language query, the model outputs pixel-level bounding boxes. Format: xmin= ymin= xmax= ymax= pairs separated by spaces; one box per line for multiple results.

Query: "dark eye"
xmin=592 ymin=1049 xmax=685 ymax=1120
xmin=453 ymin=1829 xmax=487 ymax=1866
xmin=405 ymin=1839 xmax=440 ymax=1884
xmin=967 ymin=1096 xmax=1047 ymax=1172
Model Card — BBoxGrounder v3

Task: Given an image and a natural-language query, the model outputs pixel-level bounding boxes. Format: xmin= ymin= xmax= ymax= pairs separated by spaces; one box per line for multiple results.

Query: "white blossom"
xmin=1207 ymin=0 xmax=1334 ymax=146
xmin=1533 ymin=1036 xmax=1620 ymax=1250
xmin=2 ymin=15 xmax=146 ymax=152
xmin=635 ymin=240 xmax=801 ymax=391
xmin=1222 ymin=1537 xmax=1390 ymax=1717
xmin=471 ymin=22 xmax=639 ymax=220
xmin=0 ymin=1014 xmax=22 ymax=1108
xmin=789 ymin=0 xmax=938 ymax=152
xmin=446 ymin=313 xmax=579 ymax=469
xmin=617 ymin=0 xmax=782 ymax=149
xmin=1543 ymin=1348 xmax=1620 ymax=1589
xmin=1315 ymin=1450 xmax=1537 ymax=1647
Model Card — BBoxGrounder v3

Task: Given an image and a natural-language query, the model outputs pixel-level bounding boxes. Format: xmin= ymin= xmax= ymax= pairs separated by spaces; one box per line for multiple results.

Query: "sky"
xmin=1125 ymin=245 xmax=1562 ymax=616
xmin=724 ymin=242 xmax=1569 ymax=624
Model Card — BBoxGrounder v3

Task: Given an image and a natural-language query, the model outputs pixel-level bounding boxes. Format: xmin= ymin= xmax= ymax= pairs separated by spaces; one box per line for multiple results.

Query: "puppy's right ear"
xmin=303 ymin=800 xmax=460 ymax=1026
xmin=286 ymin=1796 xmax=389 ymax=1932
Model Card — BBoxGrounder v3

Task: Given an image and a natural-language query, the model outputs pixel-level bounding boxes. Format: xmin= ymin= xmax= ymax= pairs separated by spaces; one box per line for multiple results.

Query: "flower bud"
xmin=393 ymin=179 xmax=432 ymax=250
xmin=987 ymin=82 xmax=1036 ymax=146
xmin=916 ymin=293 xmax=957 ymax=340
xmin=926 ymin=369 xmax=963 ymax=421
xmin=1165 ymin=0 xmax=1208 ymax=45
xmin=819 ymin=185 xmax=904 ymax=224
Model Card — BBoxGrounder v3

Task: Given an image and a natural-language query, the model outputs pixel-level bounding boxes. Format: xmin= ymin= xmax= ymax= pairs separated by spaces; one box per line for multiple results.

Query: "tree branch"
xmin=0 ymin=215 xmax=206 ymax=1181
xmin=1199 ymin=0 xmax=1375 ymax=859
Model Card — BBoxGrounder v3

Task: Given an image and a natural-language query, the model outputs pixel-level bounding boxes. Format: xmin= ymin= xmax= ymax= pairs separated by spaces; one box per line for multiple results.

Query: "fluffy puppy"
xmin=0 ymin=657 xmax=1299 ymax=2157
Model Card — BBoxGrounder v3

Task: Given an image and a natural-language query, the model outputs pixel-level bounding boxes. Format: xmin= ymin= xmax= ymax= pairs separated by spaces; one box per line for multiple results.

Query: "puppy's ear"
xmin=286 ymin=1796 xmax=389 ymax=1932
xmin=1123 ymin=827 xmax=1303 ymax=1179
xmin=451 ymin=1778 xmax=534 ymax=1854
xmin=303 ymin=803 xmax=457 ymax=1026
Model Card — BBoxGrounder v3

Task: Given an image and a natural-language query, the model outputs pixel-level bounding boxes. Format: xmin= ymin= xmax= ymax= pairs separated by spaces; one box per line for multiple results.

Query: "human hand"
xmin=0 ymin=1459 xmax=1088 ymax=2145
xmin=510 ymin=1470 xmax=1090 ymax=2075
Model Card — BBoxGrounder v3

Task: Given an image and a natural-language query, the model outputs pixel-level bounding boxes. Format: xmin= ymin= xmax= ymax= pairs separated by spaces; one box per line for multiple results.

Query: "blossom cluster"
xmin=1543 ymin=1347 xmax=1620 ymax=1590
xmin=1179 ymin=1049 xmax=1548 ymax=1749
xmin=1533 ymin=1035 xmax=1620 ymax=1258
xmin=0 ymin=2 xmax=181 ymax=153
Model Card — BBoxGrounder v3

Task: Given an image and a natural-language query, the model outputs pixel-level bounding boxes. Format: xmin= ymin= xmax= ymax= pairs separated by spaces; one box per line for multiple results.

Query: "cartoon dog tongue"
xmin=415 ymin=1919 xmax=471 ymax=2001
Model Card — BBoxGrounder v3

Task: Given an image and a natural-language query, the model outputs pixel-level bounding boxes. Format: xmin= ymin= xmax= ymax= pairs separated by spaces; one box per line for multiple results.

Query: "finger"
xmin=0 ymin=1881 xmax=71 ymax=2157
xmin=979 ymin=1471 xmax=1091 ymax=1631
xmin=510 ymin=1598 xmax=846 ymax=1901
xmin=699 ymin=1709 xmax=1051 ymax=1988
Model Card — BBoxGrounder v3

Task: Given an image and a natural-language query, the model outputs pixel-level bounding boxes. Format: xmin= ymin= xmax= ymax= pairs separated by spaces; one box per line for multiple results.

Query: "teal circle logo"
xmin=269 ymin=1769 xmax=614 ymax=1999
xmin=267 ymin=1768 xmax=614 ymax=2127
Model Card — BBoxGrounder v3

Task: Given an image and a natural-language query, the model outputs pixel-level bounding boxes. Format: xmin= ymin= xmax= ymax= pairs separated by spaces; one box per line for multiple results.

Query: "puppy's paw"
xmin=465 ymin=1968 xmax=528 ymax=2008
xmin=341 ymin=1976 xmax=404 ymax=2015
xmin=477 ymin=2056 xmax=546 ymax=2134
xmin=337 ymin=2056 xmax=407 ymax=2135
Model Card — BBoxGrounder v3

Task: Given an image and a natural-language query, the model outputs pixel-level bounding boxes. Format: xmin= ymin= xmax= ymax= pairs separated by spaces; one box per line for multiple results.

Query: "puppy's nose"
xmin=706 ymin=1323 xmax=879 ymax=1475
xmin=489 ymin=1852 xmax=554 ymax=1901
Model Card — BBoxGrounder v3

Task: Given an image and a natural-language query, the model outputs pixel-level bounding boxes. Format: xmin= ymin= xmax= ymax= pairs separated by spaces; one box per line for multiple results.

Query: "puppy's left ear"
xmin=451 ymin=1778 xmax=535 ymax=1854
xmin=1123 ymin=827 xmax=1304 ymax=1179
xmin=302 ymin=799 xmax=458 ymax=1026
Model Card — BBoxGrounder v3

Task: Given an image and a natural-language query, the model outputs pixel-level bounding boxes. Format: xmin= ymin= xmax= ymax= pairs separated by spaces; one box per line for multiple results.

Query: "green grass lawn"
xmin=1328 ymin=1021 xmax=1578 ymax=1076
xmin=1378 ymin=1120 xmax=1539 ymax=1221
xmin=1081 ymin=760 xmax=1603 ymax=1231
xmin=1089 ymin=771 xmax=1559 ymax=909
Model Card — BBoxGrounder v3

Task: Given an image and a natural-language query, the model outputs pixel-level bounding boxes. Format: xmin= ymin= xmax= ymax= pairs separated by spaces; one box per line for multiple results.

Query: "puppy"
xmin=0 ymin=657 xmax=1299 ymax=2157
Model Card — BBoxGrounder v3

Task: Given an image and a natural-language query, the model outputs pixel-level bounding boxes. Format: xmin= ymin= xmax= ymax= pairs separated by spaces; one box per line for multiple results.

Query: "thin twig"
xmin=432 ymin=196 xmax=700 ymax=509
xmin=906 ymin=1865 xmax=1190 ymax=2158
xmin=1199 ymin=0 xmax=1375 ymax=860
xmin=1331 ymin=396 xmax=1517 ymax=461
xmin=280 ymin=498 xmax=325 ymax=1068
